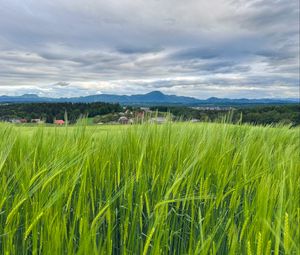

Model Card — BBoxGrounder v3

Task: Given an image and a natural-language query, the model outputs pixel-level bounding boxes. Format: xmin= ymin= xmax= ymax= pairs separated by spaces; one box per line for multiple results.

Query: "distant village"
xmin=4 ymin=107 xmax=176 ymax=125
xmin=1 ymin=105 xmax=239 ymax=125
xmin=191 ymin=106 xmax=233 ymax=111
xmin=92 ymin=107 xmax=173 ymax=125
xmin=8 ymin=118 xmax=66 ymax=125
xmin=1 ymin=103 xmax=298 ymax=126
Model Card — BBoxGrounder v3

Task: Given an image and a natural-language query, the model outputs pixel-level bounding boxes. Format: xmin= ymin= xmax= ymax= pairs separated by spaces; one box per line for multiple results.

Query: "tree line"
xmin=0 ymin=102 xmax=122 ymax=123
xmin=150 ymin=105 xmax=300 ymax=126
xmin=1 ymin=102 xmax=299 ymax=126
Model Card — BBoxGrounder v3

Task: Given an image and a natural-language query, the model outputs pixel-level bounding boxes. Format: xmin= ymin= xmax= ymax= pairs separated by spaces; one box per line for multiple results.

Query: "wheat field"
xmin=0 ymin=122 xmax=299 ymax=254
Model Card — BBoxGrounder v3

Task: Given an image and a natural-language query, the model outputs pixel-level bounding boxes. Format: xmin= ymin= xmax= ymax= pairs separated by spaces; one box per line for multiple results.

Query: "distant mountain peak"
xmin=207 ymin=97 xmax=219 ymax=100
xmin=21 ymin=94 xmax=39 ymax=98
xmin=145 ymin=91 xmax=165 ymax=96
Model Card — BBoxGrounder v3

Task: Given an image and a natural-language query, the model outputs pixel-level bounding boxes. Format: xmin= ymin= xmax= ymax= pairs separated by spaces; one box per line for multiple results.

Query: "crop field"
xmin=0 ymin=122 xmax=299 ymax=254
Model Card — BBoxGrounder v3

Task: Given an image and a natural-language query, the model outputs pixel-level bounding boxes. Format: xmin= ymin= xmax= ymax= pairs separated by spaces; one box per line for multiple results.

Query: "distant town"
xmin=0 ymin=102 xmax=299 ymax=126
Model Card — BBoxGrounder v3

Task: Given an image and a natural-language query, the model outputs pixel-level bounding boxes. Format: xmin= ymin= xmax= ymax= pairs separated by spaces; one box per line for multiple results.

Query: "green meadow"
xmin=0 ymin=122 xmax=299 ymax=254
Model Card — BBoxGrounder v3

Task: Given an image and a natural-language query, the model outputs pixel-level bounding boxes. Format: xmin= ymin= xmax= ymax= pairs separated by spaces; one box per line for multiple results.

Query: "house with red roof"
xmin=54 ymin=120 xmax=65 ymax=125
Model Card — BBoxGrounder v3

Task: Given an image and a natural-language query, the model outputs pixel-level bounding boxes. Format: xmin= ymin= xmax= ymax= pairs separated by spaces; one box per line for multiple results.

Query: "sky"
xmin=0 ymin=0 xmax=299 ymax=99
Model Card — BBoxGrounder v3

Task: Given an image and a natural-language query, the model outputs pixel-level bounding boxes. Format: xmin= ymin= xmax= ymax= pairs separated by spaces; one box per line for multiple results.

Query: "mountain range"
xmin=0 ymin=91 xmax=298 ymax=106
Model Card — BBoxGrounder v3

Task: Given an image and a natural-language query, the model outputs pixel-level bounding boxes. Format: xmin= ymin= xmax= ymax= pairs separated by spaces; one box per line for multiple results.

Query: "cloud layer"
xmin=0 ymin=0 xmax=299 ymax=98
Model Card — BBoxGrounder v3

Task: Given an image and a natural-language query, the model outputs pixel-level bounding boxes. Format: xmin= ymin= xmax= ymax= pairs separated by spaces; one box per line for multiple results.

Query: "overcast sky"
xmin=0 ymin=0 xmax=299 ymax=98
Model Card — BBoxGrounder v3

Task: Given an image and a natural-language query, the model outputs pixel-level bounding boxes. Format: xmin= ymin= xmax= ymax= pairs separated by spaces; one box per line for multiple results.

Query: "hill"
xmin=0 ymin=91 xmax=298 ymax=106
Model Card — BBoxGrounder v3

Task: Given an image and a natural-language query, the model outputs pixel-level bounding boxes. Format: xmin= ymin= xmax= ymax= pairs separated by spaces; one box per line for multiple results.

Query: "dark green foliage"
xmin=150 ymin=105 xmax=300 ymax=126
xmin=236 ymin=105 xmax=300 ymax=125
xmin=0 ymin=102 xmax=122 ymax=123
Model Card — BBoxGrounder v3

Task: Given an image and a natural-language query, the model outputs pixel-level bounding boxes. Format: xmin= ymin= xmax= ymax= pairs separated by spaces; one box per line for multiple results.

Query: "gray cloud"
xmin=0 ymin=0 xmax=298 ymax=98
xmin=54 ymin=82 xmax=70 ymax=87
